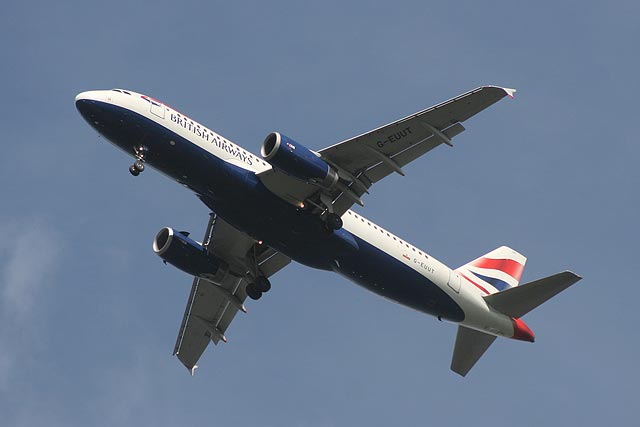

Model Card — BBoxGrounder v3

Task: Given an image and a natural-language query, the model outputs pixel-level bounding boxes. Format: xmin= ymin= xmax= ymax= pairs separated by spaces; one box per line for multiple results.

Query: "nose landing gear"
xmin=129 ymin=145 xmax=148 ymax=177
xmin=129 ymin=160 xmax=145 ymax=176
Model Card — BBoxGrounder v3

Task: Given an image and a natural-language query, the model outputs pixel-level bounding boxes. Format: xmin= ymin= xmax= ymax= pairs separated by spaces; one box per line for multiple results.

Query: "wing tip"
xmin=563 ymin=270 xmax=583 ymax=282
xmin=484 ymin=85 xmax=517 ymax=99
xmin=450 ymin=364 xmax=469 ymax=377
xmin=503 ymin=87 xmax=517 ymax=98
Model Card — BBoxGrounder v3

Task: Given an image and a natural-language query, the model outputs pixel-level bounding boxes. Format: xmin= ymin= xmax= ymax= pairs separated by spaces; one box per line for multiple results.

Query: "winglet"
xmin=190 ymin=365 xmax=198 ymax=376
xmin=484 ymin=85 xmax=516 ymax=99
xmin=502 ymin=87 xmax=516 ymax=99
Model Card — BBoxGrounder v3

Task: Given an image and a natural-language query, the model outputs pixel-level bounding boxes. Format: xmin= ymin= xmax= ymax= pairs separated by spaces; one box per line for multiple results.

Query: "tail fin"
xmin=457 ymin=246 xmax=527 ymax=295
xmin=483 ymin=271 xmax=582 ymax=318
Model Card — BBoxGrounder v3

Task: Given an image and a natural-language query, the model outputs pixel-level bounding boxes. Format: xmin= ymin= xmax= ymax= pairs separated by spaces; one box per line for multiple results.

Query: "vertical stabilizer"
xmin=457 ymin=246 xmax=526 ymax=294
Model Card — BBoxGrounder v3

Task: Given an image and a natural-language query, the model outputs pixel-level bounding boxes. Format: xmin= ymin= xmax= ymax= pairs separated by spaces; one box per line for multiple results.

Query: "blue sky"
xmin=1 ymin=1 xmax=638 ymax=425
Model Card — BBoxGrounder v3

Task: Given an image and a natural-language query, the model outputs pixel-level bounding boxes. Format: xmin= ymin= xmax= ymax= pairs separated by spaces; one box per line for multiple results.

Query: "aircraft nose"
xmin=75 ymin=90 xmax=109 ymax=112
xmin=511 ymin=318 xmax=535 ymax=342
xmin=75 ymin=90 xmax=104 ymax=104
xmin=75 ymin=90 xmax=106 ymax=123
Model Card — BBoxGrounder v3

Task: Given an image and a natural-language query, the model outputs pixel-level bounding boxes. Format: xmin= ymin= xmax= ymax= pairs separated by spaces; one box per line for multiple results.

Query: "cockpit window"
xmin=111 ymin=89 xmax=131 ymax=95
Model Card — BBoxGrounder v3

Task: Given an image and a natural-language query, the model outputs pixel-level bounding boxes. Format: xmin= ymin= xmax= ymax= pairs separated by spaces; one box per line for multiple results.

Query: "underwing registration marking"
xmin=377 ymin=127 xmax=412 ymax=148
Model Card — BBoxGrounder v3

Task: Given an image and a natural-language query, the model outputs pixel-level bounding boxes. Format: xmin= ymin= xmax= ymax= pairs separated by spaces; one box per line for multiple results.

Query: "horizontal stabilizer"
xmin=483 ymin=271 xmax=582 ymax=318
xmin=451 ymin=326 xmax=497 ymax=377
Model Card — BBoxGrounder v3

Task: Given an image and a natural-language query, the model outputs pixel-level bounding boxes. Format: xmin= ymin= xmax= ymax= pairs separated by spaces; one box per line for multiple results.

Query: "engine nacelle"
xmin=152 ymin=227 xmax=226 ymax=280
xmin=261 ymin=132 xmax=338 ymax=187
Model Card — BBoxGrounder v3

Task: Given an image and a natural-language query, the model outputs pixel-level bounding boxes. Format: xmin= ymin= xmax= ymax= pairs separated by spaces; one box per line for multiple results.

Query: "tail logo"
xmin=457 ymin=246 xmax=527 ymax=294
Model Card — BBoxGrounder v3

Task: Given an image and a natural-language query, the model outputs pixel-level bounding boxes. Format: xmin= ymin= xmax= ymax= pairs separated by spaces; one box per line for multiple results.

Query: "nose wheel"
xmin=129 ymin=145 xmax=148 ymax=177
xmin=129 ymin=160 xmax=145 ymax=176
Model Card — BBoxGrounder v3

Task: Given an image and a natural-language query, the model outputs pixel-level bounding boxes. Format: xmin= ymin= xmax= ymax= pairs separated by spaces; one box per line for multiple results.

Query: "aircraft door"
xmin=149 ymin=97 xmax=165 ymax=119
xmin=448 ymin=270 xmax=461 ymax=293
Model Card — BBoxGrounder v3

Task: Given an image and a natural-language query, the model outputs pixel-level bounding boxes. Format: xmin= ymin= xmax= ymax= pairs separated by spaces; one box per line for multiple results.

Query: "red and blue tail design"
xmin=456 ymin=246 xmax=527 ymax=295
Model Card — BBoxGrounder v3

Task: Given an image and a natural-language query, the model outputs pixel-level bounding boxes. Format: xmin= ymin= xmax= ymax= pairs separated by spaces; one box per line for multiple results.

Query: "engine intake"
xmin=261 ymin=132 xmax=338 ymax=187
xmin=153 ymin=227 xmax=226 ymax=280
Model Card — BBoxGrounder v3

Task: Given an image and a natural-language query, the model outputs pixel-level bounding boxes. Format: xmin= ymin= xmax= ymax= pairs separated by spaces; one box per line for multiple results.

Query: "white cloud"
xmin=0 ymin=218 xmax=61 ymax=390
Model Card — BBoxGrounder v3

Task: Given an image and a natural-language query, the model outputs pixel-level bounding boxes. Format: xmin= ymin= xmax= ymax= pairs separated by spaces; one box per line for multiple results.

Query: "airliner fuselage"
xmin=76 ymin=88 xmax=579 ymax=376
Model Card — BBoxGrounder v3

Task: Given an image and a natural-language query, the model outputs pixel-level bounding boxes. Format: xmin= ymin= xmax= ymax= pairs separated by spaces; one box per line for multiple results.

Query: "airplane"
xmin=75 ymin=86 xmax=581 ymax=377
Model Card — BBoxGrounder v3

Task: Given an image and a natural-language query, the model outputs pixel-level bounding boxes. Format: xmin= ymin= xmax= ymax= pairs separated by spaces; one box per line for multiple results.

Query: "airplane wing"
xmin=259 ymin=86 xmax=515 ymax=216
xmin=172 ymin=213 xmax=291 ymax=373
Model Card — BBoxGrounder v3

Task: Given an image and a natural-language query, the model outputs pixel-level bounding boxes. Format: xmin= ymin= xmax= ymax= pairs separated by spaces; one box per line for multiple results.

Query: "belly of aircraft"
xmin=333 ymin=237 xmax=465 ymax=322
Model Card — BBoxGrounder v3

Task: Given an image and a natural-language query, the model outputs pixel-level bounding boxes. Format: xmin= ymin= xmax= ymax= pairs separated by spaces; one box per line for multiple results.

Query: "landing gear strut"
xmin=246 ymin=276 xmax=271 ymax=301
xmin=129 ymin=146 xmax=147 ymax=177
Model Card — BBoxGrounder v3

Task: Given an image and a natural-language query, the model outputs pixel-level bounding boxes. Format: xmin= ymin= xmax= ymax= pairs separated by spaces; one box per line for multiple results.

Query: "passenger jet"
xmin=76 ymin=86 xmax=581 ymax=376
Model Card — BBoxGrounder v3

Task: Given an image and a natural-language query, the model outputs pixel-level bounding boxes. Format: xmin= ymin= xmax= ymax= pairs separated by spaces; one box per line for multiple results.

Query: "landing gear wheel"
xmin=325 ymin=213 xmax=343 ymax=231
xmin=255 ymin=276 xmax=271 ymax=293
xmin=129 ymin=165 xmax=140 ymax=176
xmin=134 ymin=160 xmax=145 ymax=172
xmin=246 ymin=283 xmax=262 ymax=300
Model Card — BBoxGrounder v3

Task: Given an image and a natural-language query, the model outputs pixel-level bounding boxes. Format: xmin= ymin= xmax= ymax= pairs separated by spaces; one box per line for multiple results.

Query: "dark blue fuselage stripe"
xmin=335 ymin=235 xmax=465 ymax=321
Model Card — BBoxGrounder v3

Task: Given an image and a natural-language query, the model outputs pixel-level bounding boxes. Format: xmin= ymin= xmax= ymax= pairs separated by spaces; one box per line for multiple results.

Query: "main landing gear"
xmin=245 ymin=276 xmax=271 ymax=301
xmin=129 ymin=145 xmax=148 ymax=176
xmin=324 ymin=212 xmax=343 ymax=232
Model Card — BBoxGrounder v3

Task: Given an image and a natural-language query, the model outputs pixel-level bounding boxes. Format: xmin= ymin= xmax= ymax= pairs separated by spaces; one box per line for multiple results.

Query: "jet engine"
xmin=261 ymin=132 xmax=338 ymax=188
xmin=152 ymin=227 xmax=226 ymax=279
